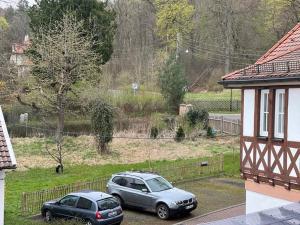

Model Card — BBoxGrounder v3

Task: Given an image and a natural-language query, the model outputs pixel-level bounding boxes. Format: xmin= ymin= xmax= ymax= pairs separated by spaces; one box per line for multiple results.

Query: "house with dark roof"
xmin=220 ymin=23 xmax=300 ymax=214
xmin=0 ymin=106 xmax=16 ymax=225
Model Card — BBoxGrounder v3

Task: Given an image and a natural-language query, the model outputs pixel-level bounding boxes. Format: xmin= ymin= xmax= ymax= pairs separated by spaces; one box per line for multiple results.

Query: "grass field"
xmin=185 ymin=90 xmax=241 ymax=101
xmin=12 ymin=136 xmax=239 ymax=170
xmin=5 ymin=152 xmax=240 ymax=225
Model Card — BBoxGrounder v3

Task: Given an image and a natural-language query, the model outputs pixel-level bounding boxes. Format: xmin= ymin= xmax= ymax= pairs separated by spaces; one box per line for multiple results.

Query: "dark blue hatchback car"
xmin=41 ymin=190 xmax=123 ymax=225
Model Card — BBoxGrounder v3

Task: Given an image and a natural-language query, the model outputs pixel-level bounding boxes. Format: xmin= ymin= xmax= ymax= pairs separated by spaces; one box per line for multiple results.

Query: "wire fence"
xmin=21 ymin=154 xmax=224 ymax=216
xmin=187 ymin=100 xmax=241 ymax=112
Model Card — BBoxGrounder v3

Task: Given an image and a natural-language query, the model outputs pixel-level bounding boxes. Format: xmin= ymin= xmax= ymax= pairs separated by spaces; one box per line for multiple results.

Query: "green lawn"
xmin=5 ymin=153 xmax=240 ymax=225
xmin=185 ymin=89 xmax=241 ymax=101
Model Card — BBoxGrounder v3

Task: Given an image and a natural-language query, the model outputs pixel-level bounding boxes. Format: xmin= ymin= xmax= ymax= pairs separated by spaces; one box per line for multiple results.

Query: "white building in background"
xmin=220 ymin=23 xmax=300 ymax=214
xmin=10 ymin=35 xmax=31 ymax=77
xmin=0 ymin=106 xmax=17 ymax=225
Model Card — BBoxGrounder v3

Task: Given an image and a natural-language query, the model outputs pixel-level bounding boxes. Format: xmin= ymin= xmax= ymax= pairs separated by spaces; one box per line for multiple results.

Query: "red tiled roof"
xmin=0 ymin=107 xmax=16 ymax=170
xmin=12 ymin=43 xmax=28 ymax=54
xmin=222 ymin=23 xmax=300 ymax=83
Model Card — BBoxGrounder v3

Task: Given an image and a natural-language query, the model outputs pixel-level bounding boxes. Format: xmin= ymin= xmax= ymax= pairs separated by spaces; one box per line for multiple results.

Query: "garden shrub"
xmin=150 ymin=127 xmax=159 ymax=139
xmin=207 ymin=126 xmax=216 ymax=138
xmin=175 ymin=126 xmax=185 ymax=142
xmin=91 ymin=101 xmax=114 ymax=154
xmin=186 ymin=108 xmax=209 ymax=129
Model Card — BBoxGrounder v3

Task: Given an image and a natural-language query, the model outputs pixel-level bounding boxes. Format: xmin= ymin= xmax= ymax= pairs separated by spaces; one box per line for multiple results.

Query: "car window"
xmin=76 ymin=197 xmax=93 ymax=210
xmin=146 ymin=177 xmax=173 ymax=192
xmin=124 ymin=177 xmax=134 ymax=188
xmin=60 ymin=195 xmax=79 ymax=207
xmin=131 ymin=179 xmax=148 ymax=191
xmin=112 ymin=176 xmax=128 ymax=187
xmin=97 ymin=197 xmax=119 ymax=211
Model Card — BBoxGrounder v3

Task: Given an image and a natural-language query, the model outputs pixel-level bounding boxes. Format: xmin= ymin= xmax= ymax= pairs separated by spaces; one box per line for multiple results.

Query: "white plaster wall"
xmin=0 ymin=171 xmax=5 ymax=225
xmin=288 ymin=88 xmax=300 ymax=142
xmin=243 ymin=89 xmax=255 ymax=137
xmin=246 ymin=190 xmax=292 ymax=214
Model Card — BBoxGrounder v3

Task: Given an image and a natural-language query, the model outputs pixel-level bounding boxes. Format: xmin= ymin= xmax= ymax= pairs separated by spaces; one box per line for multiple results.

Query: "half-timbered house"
xmin=220 ymin=23 xmax=300 ymax=214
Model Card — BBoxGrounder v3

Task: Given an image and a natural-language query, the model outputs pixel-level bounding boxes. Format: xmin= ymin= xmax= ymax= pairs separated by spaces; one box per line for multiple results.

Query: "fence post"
xmin=230 ymin=89 xmax=233 ymax=112
xmin=221 ymin=116 xmax=224 ymax=134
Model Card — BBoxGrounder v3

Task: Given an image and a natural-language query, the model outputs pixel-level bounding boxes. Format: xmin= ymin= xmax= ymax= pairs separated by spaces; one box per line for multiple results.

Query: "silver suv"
xmin=106 ymin=171 xmax=197 ymax=220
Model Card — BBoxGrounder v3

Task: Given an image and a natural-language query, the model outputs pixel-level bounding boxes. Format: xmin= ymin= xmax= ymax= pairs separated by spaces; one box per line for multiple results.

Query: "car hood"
xmin=151 ymin=187 xmax=195 ymax=201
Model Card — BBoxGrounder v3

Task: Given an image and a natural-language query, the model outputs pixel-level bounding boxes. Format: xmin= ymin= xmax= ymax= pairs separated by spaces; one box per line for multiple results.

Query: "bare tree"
xmin=19 ymin=13 xmax=100 ymax=173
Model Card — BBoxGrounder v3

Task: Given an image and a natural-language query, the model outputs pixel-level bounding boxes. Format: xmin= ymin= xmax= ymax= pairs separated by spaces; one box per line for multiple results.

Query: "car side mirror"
xmin=141 ymin=188 xmax=149 ymax=193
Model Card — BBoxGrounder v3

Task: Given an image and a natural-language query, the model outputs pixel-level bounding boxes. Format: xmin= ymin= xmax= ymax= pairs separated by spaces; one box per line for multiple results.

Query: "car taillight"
xmin=96 ymin=211 xmax=102 ymax=220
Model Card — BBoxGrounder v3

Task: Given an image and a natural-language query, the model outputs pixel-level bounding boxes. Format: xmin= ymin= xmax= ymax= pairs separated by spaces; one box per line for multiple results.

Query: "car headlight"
xmin=169 ymin=201 xmax=179 ymax=208
xmin=175 ymin=200 xmax=183 ymax=205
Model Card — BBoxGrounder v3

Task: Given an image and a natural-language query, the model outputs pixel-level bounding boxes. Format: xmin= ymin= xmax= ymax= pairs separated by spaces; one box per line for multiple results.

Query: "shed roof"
xmin=221 ymin=23 xmax=300 ymax=87
xmin=0 ymin=106 xmax=16 ymax=170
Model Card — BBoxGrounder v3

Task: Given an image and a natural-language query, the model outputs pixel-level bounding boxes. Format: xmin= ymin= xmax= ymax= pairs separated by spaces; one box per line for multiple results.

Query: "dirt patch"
xmin=12 ymin=135 xmax=239 ymax=170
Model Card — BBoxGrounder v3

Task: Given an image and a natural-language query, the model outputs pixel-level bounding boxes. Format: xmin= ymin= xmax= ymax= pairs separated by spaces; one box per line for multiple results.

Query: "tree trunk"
xmin=56 ymin=93 xmax=65 ymax=173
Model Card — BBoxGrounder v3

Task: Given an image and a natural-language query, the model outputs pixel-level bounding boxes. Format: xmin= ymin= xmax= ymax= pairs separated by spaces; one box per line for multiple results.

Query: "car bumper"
xmin=94 ymin=214 xmax=123 ymax=225
xmin=169 ymin=201 xmax=198 ymax=216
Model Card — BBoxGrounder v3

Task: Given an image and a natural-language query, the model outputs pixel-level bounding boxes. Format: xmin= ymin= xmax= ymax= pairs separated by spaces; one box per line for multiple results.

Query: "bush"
xmin=175 ymin=126 xmax=185 ymax=142
xmin=150 ymin=127 xmax=159 ymax=139
xmin=186 ymin=108 xmax=209 ymax=129
xmin=207 ymin=126 xmax=216 ymax=138
xmin=91 ymin=101 xmax=114 ymax=154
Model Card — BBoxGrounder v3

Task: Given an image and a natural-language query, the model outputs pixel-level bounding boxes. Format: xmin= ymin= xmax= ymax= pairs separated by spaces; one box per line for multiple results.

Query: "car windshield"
xmin=146 ymin=177 xmax=173 ymax=192
xmin=97 ymin=197 xmax=119 ymax=211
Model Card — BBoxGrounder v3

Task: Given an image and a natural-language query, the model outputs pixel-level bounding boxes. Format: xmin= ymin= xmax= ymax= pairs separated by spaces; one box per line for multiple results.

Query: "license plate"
xmin=108 ymin=211 xmax=117 ymax=217
xmin=186 ymin=204 xmax=194 ymax=210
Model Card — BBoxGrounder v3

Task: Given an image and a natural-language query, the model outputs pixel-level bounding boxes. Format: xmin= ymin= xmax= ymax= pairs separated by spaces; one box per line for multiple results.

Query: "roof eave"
xmin=0 ymin=165 xmax=17 ymax=170
xmin=219 ymin=76 xmax=300 ymax=88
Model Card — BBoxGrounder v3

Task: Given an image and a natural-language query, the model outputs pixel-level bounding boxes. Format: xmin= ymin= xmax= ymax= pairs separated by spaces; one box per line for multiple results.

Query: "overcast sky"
xmin=0 ymin=0 xmax=36 ymax=8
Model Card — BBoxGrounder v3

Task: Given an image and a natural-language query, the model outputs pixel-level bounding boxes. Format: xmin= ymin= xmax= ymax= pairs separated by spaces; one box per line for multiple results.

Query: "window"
xmin=274 ymin=89 xmax=285 ymax=138
xmin=97 ymin=197 xmax=119 ymax=211
xmin=76 ymin=197 xmax=93 ymax=210
xmin=59 ymin=195 xmax=79 ymax=207
xmin=260 ymin=89 xmax=269 ymax=136
xmin=112 ymin=176 xmax=127 ymax=186
xmin=146 ymin=177 xmax=173 ymax=192
xmin=130 ymin=179 xmax=148 ymax=191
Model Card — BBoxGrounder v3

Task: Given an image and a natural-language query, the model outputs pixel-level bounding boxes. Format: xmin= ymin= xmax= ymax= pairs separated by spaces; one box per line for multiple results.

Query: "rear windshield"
xmin=97 ymin=197 xmax=119 ymax=211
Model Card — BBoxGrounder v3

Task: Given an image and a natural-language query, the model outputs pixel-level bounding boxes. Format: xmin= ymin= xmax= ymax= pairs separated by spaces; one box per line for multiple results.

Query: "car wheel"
xmin=84 ymin=220 xmax=93 ymax=225
xmin=114 ymin=195 xmax=124 ymax=207
xmin=157 ymin=204 xmax=170 ymax=220
xmin=44 ymin=210 xmax=53 ymax=222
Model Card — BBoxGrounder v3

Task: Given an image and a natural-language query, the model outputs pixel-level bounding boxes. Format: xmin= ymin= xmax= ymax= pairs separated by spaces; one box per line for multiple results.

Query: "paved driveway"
xmin=121 ymin=177 xmax=245 ymax=225
xmin=33 ymin=177 xmax=245 ymax=225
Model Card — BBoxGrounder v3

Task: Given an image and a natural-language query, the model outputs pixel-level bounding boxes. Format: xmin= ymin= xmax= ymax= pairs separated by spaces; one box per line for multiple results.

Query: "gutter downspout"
xmin=0 ymin=170 xmax=5 ymax=225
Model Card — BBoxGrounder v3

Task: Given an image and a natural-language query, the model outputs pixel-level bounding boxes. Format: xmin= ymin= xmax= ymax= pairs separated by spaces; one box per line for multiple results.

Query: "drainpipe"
xmin=0 ymin=170 xmax=5 ymax=225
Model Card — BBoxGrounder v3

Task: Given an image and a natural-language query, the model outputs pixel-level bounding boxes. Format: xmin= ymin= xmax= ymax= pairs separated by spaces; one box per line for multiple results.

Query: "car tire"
xmin=44 ymin=210 xmax=53 ymax=222
xmin=84 ymin=219 xmax=93 ymax=225
xmin=156 ymin=203 xmax=170 ymax=220
xmin=113 ymin=195 xmax=124 ymax=208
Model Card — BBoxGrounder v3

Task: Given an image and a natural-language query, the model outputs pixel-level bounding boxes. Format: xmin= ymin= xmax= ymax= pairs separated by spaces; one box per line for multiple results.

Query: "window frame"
xmin=274 ymin=89 xmax=285 ymax=139
xmin=260 ymin=89 xmax=270 ymax=137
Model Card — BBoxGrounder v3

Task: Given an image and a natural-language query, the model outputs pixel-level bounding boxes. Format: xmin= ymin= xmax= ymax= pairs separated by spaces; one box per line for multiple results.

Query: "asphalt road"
xmin=209 ymin=113 xmax=241 ymax=121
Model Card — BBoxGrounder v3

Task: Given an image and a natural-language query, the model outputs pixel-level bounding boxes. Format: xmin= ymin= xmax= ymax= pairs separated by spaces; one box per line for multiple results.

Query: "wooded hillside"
xmin=1 ymin=0 xmax=300 ymax=93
